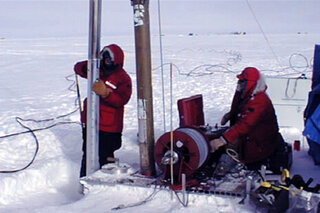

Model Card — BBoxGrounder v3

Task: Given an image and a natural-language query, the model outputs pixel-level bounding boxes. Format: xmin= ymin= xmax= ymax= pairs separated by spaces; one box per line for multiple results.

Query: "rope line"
xmin=245 ymin=0 xmax=283 ymax=68
xmin=157 ymin=0 xmax=167 ymax=133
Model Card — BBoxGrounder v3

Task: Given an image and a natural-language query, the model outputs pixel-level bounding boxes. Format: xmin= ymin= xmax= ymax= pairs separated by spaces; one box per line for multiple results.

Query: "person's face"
xmin=236 ymin=79 xmax=247 ymax=93
xmin=100 ymin=50 xmax=117 ymax=72
xmin=103 ymin=56 xmax=112 ymax=67
xmin=102 ymin=51 xmax=113 ymax=67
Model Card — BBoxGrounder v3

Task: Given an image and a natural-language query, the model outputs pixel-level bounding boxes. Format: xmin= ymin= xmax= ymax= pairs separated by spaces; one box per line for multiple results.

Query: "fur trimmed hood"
xmin=237 ymin=67 xmax=267 ymax=98
xmin=100 ymin=44 xmax=124 ymax=68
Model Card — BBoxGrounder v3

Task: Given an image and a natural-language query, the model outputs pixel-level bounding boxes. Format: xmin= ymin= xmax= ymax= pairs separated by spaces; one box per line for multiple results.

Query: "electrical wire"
xmin=226 ymin=148 xmax=241 ymax=163
xmin=0 ymin=120 xmax=80 ymax=140
xmin=0 ymin=118 xmax=79 ymax=173
xmin=152 ymin=52 xmax=312 ymax=78
xmin=174 ymin=190 xmax=189 ymax=207
xmin=0 ymin=72 xmax=82 ymax=173
xmin=0 ymin=117 xmax=39 ymax=173
xmin=111 ymin=185 xmax=161 ymax=210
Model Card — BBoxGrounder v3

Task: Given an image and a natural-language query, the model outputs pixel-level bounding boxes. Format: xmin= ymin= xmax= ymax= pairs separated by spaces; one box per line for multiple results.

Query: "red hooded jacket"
xmin=74 ymin=44 xmax=132 ymax=133
xmin=222 ymin=67 xmax=279 ymax=163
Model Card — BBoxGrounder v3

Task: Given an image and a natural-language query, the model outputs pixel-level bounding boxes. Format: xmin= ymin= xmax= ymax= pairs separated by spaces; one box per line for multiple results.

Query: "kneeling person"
xmin=210 ymin=67 xmax=282 ymax=170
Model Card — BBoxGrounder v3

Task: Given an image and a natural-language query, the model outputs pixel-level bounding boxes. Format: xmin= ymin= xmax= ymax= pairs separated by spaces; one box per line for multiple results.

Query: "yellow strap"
xmin=281 ymin=169 xmax=290 ymax=183
xmin=261 ymin=181 xmax=289 ymax=191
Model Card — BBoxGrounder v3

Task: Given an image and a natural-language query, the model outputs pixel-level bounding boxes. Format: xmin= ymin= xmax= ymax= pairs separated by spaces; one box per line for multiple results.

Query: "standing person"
xmin=210 ymin=67 xmax=283 ymax=169
xmin=74 ymin=44 xmax=132 ymax=177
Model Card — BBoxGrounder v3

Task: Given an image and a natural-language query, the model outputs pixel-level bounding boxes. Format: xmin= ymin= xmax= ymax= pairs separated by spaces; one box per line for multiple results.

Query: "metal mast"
xmin=86 ymin=0 xmax=102 ymax=175
xmin=131 ymin=0 xmax=155 ymax=176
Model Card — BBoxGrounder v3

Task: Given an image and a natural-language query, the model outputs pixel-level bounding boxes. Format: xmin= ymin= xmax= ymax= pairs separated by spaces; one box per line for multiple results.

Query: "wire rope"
xmin=157 ymin=0 xmax=167 ymax=133
xmin=245 ymin=0 xmax=283 ymax=68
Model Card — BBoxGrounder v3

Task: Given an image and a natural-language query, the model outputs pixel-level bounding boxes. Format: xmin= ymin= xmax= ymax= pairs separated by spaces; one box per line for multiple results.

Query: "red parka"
xmin=74 ymin=44 xmax=132 ymax=133
xmin=222 ymin=67 xmax=279 ymax=163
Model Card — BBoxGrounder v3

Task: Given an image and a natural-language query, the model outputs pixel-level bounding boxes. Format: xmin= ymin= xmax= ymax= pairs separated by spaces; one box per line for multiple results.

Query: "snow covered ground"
xmin=0 ymin=0 xmax=320 ymax=212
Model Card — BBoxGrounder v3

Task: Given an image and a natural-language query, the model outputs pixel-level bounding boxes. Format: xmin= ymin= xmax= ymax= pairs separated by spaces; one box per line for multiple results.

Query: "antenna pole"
xmin=86 ymin=0 xmax=102 ymax=175
xmin=131 ymin=0 xmax=155 ymax=176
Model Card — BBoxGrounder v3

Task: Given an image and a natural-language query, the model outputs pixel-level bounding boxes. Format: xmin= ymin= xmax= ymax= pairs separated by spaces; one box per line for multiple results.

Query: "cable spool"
xmin=176 ymin=128 xmax=208 ymax=167
xmin=154 ymin=127 xmax=209 ymax=178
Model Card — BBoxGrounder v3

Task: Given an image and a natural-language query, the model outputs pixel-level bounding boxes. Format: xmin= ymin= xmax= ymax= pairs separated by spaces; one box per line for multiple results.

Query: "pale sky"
xmin=0 ymin=0 xmax=319 ymax=38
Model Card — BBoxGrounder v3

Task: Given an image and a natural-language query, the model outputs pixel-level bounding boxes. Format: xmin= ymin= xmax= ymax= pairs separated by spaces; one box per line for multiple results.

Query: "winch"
xmin=154 ymin=94 xmax=227 ymax=183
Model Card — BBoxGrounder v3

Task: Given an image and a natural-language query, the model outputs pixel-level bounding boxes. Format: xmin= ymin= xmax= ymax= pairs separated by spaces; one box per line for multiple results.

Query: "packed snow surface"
xmin=0 ymin=0 xmax=319 ymax=212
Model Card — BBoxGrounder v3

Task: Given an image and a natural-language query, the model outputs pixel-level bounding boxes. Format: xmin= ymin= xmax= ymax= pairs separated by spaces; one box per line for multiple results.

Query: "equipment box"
xmin=177 ymin=94 xmax=205 ymax=127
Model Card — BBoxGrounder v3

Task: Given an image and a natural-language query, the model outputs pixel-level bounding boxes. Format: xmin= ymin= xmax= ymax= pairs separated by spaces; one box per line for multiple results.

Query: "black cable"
xmin=65 ymin=73 xmax=77 ymax=93
xmin=0 ymin=117 xmax=39 ymax=173
xmin=174 ymin=190 xmax=189 ymax=207
xmin=0 ymin=120 xmax=80 ymax=140
xmin=0 ymin=118 xmax=80 ymax=173
xmin=0 ymin=71 xmax=82 ymax=173
xmin=152 ymin=52 xmax=312 ymax=78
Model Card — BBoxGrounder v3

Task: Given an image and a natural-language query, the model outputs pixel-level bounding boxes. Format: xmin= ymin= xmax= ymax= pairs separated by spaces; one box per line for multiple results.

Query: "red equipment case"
xmin=177 ymin=94 xmax=205 ymax=127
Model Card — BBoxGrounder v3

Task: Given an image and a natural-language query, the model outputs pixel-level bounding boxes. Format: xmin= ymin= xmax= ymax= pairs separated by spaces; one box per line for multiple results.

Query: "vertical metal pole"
xmin=170 ymin=63 xmax=174 ymax=185
xmin=131 ymin=0 xmax=155 ymax=176
xmin=182 ymin=173 xmax=186 ymax=204
xmin=86 ymin=0 xmax=101 ymax=175
xmin=156 ymin=0 xmax=166 ymax=132
xmin=244 ymin=175 xmax=253 ymax=205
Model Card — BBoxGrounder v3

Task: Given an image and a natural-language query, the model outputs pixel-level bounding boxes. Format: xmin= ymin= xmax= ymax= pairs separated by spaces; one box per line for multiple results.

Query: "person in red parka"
xmin=210 ymin=67 xmax=280 ymax=168
xmin=74 ymin=44 xmax=132 ymax=177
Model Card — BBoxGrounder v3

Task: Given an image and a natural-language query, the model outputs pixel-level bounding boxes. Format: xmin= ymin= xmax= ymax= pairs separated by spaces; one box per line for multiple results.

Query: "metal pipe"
xmin=86 ymin=0 xmax=101 ymax=175
xmin=170 ymin=63 xmax=174 ymax=185
xmin=182 ymin=173 xmax=186 ymax=204
xmin=132 ymin=0 xmax=155 ymax=176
